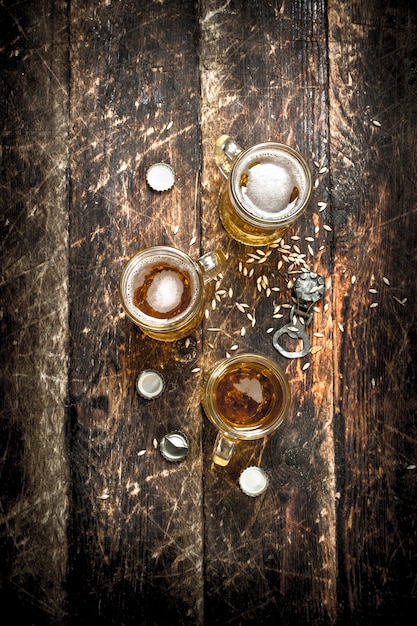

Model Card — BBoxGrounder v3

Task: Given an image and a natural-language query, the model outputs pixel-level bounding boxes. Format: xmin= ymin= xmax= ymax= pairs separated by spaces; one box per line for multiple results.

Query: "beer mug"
xmin=202 ymin=353 xmax=291 ymax=466
xmin=215 ymin=135 xmax=313 ymax=246
xmin=119 ymin=245 xmax=226 ymax=341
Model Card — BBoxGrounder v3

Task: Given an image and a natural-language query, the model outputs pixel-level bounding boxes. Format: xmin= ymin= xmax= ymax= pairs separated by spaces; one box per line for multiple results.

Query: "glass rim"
xmin=229 ymin=142 xmax=313 ymax=227
xmin=202 ymin=352 xmax=291 ymax=440
xmin=119 ymin=246 xmax=204 ymax=332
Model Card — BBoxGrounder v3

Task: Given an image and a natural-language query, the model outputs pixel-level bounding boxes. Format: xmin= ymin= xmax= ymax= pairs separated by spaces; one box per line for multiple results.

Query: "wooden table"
xmin=1 ymin=1 xmax=417 ymax=624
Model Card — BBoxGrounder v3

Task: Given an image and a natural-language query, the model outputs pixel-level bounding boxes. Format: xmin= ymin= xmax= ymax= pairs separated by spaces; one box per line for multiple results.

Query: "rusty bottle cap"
xmin=159 ymin=431 xmax=189 ymax=462
xmin=146 ymin=163 xmax=175 ymax=192
xmin=239 ymin=466 xmax=269 ymax=497
xmin=136 ymin=370 xmax=165 ymax=399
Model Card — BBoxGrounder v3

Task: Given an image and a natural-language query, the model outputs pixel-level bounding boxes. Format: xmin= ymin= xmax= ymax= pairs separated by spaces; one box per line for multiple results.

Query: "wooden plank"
xmin=199 ymin=1 xmax=336 ymax=624
xmin=68 ymin=1 xmax=204 ymax=622
xmin=328 ymin=0 xmax=417 ymax=621
xmin=0 ymin=0 xmax=69 ymax=621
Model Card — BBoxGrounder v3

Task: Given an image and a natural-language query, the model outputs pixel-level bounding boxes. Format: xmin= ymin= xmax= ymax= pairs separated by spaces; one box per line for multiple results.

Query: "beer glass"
xmin=119 ymin=246 xmax=225 ymax=341
xmin=202 ymin=353 xmax=291 ymax=466
xmin=215 ymin=135 xmax=313 ymax=246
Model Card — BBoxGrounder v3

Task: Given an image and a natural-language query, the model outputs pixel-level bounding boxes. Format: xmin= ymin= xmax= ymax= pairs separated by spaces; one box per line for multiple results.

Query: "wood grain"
xmin=329 ymin=0 xmax=417 ymax=621
xmin=1 ymin=0 xmax=416 ymax=624
xmin=199 ymin=1 xmax=335 ymax=624
xmin=0 ymin=0 xmax=69 ymax=621
xmin=68 ymin=1 xmax=205 ymax=622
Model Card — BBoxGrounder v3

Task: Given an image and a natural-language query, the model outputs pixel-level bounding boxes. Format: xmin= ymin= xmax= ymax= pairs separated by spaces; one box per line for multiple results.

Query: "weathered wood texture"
xmin=1 ymin=0 xmax=416 ymax=624
xmin=0 ymin=0 xmax=69 ymax=622
xmin=68 ymin=0 xmax=204 ymax=623
xmin=329 ymin=1 xmax=417 ymax=621
xmin=199 ymin=1 xmax=335 ymax=624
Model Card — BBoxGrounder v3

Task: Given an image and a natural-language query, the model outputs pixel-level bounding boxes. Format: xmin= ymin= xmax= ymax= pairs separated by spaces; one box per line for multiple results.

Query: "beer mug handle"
xmin=212 ymin=432 xmax=236 ymax=466
xmin=214 ymin=135 xmax=242 ymax=178
xmin=198 ymin=249 xmax=227 ymax=283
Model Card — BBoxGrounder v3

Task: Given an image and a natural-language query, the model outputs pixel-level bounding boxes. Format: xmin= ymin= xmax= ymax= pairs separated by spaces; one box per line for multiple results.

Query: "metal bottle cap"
xmin=136 ymin=370 xmax=165 ymax=399
xmin=159 ymin=431 xmax=189 ymax=462
xmin=239 ymin=466 xmax=269 ymax=497
xmin=146 ymin=163 xmax=175 ymax=192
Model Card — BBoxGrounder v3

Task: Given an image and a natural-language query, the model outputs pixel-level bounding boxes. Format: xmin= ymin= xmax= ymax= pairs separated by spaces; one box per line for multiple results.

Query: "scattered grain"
xmin=191 ymin=367 xmax=201 ymax=373
xmin=383 ymin=276 xmax=390 ymax=285
xmin=302 ymin=362 xmax=310 ymax=370
xmin=138 ymin=449 xmax=146 ymax=457
xmin=309 ymin=345 xmax=322 ymax=354
xmin=338 ymin=322 xmax=344 ymax=332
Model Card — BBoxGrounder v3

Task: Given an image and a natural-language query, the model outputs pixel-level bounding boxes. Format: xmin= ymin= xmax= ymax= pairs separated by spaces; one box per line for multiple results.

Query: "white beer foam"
xmin=234 ymin=377 xmax=263 ymax=404
xmin=145 ymin=269 xmax=184 ymax=313
xmin=235 ymin=149 xmax=307 ymax=221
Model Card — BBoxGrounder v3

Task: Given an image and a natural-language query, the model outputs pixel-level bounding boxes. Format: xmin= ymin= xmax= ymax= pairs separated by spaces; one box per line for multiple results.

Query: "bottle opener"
xmin=272 ymin=271 xmax=325 ymax=359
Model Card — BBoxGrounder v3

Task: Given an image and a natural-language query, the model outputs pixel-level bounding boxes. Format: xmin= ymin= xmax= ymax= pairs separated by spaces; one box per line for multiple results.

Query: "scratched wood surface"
xmin=1 ymin=1 xmax=416 ymax=625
